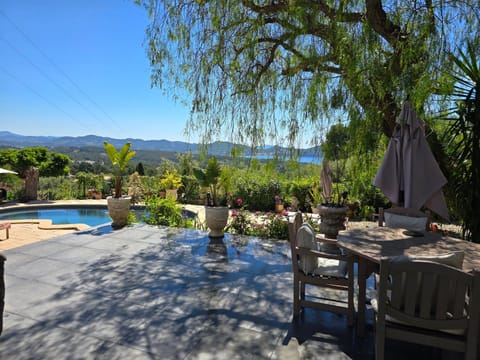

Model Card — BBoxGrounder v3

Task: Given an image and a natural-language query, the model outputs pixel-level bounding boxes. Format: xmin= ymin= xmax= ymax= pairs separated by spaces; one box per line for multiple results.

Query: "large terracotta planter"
xmin=317 ymin=205 xmax=348 ymax=239
xmin=205 ymin=206 xmax=229 ymax=238
xmin=107 ymin=196 xmax=131 ymax=229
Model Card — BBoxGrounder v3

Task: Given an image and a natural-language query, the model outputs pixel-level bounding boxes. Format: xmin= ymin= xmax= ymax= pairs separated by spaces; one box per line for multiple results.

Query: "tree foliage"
xmin=135 ymin=0 xmax=480 ymax=153
xmin=440 ymin=43 xmax=480 ymax=242
xmin=0 ymin=147 xmax=70 ymax=177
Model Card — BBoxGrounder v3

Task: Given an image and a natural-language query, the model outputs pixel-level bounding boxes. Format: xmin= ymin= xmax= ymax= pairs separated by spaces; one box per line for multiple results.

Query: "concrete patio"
xmin=0 ymin=223 xmax=453 ymax=359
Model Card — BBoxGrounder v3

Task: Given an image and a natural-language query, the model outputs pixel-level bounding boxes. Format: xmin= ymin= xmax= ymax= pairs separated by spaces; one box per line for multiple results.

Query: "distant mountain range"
xmin=0 ymin=131 xmax=323 ymax=159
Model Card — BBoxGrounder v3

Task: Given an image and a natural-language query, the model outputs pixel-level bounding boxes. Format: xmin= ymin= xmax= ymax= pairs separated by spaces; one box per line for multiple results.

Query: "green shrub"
xmin=127 ymin=211 xmax=137 ymax=225
xmin=144 ymin=196 xmax=184 ymax=227
xmin=235 ymin=179 xmax=282 ymax=211
xmin=39 ymin=176 xmax=76 ymax=200
xmin=287 ymin=178 xmax=316 ymax=212
xmin=266 ymin=214 xmax=289 ymax=240
xmin=179 ymin=175 xmax=200 ymax=204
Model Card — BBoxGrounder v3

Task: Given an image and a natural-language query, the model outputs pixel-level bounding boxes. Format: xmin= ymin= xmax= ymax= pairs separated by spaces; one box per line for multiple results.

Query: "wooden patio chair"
xmin=288 ymin=212 xmax=355 ymax=325
xmin=373 ymin=257 xmax=480 ymax=360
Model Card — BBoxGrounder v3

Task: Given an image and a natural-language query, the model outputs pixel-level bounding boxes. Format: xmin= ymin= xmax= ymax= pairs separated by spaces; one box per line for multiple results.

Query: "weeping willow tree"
xmin=135 ymin=1 xmax=478 ymax=150
xmin=135 ymin=1 xmax=480 ymax=233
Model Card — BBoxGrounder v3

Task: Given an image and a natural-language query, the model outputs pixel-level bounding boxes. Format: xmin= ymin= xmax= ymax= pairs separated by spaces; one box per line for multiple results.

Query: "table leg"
xmin=356 ymin=257 xmax=377 ymax=337
xmin=357 ymin=256 xmax=368 ymax=337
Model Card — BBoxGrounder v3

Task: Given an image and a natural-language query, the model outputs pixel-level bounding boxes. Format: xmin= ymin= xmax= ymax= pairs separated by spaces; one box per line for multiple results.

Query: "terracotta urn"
xmin=317 ymin=205 xmax=348 ymax=239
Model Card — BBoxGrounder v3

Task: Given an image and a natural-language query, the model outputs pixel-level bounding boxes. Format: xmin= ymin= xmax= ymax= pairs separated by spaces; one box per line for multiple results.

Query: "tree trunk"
xmin=24 ymin=166 xmax=39 ymax=201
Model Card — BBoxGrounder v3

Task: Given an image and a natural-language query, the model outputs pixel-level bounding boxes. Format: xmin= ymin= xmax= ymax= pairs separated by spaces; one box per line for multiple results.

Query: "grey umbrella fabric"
xmin=373 ymin=101 xmax=449 ymax=221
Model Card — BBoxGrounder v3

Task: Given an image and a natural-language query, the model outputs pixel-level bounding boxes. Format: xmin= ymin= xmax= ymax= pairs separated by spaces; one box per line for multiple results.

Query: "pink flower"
xmin=274 ymin=195 xmax=280 ymax=201
xmin=236 ymin=198 xmax=243 ymax=206
xmin=282 ymin=209 xmax=288 ymax=216
xmin=231 ymin=210 xmax=237 ymax=217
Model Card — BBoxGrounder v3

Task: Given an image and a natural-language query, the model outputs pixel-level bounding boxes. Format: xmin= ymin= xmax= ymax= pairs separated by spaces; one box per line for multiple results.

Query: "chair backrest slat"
xmin=378 ymin=258 xmax=480 ymax=359
xmin=452 ymin=281 xmax=468 ymax=318
xmin=390 ymin=271 xmax=405 ymax=309
xmin=383 ymin=258 xmax=475 ymax=325
xmin=435 ymin=276 xmax=452 ymax=320
xmin=403 ymin=271 xmax=420 ymax=315
xmin=288 ymin=212 xmax=303 ymax=273
xmin=418 ymin=272 xmax=436 ymax=318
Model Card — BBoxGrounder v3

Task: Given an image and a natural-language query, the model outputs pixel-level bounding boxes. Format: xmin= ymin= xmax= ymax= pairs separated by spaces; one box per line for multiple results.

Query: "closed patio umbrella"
xmin=373 ymin=101 xmax=449 ymax=220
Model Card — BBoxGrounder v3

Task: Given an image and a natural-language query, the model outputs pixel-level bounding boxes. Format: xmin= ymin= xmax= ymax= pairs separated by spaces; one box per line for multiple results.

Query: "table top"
xmin=337 ymin=226 xmax=480 ymax=273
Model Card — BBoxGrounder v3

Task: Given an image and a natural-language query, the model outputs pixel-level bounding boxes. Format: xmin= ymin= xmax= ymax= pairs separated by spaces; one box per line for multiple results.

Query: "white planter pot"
xmin=107 ymin=196 xmax=131 ymax=229
xmin=205 ymin=206 xmax=229 ymax=238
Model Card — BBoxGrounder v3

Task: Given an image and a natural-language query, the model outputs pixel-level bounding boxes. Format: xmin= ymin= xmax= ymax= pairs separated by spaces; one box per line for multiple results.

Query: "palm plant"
xmin=442 ymin=42 xmax=480 ymax=242
xmin=194 ymin=157 xmax=222 ymax=206
xmin=103 ymin=142 xmax=136 ymax=198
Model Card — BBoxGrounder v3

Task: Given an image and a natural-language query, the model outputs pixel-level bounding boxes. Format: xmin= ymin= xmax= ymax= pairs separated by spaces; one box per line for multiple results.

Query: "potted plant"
xmin=159 ymin=170 xmax=182 ymax=201
xmin=194 ymin=157 xmax=229 ymax=238
xmin=274 ymin=195 xmax=284 ymax=213
xmin=103 ymin=141 xmax=136 ymax=228
xmin=308 ymin=185 xmax=323 ymax=214
xmin=317 ymin=160 xmax=349 ymax=239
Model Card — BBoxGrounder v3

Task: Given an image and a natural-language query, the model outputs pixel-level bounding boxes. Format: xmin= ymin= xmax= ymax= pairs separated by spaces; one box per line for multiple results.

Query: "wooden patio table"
xmin=337 ymin=226 xmax=480 ymax=337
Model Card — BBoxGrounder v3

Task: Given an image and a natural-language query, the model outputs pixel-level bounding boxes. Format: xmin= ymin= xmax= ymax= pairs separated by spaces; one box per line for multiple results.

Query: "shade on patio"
xmin=373 ymin=101 xmax=449 ymax=220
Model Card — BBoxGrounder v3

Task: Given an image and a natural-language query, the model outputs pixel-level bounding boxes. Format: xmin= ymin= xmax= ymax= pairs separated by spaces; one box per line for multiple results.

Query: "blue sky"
xmin=0 ymin=0 xmax=191 ymax=142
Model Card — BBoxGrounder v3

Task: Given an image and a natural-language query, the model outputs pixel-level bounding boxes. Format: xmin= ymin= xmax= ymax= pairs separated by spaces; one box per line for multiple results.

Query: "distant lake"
xmin=245 ymin=154 xmax=323 ymax=164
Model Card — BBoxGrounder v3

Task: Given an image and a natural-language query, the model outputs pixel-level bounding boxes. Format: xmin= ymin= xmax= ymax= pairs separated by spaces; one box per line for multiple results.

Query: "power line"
xmin=0 ymin=65 xmax=92 ymax=132
xmin=1 ymin=37 xmax=106 ymax=128
xmin=0 ymin=9 xmax=125 ymax=133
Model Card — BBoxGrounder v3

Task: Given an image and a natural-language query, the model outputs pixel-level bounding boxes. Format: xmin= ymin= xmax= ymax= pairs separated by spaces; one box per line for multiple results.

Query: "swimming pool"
xmin=0 ymin=208 xmax=112 ymax=227
xmin=0 ymin=206 xmax=196 ymax=228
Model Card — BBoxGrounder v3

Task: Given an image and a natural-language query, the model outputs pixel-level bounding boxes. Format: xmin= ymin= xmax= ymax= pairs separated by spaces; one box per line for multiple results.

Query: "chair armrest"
xmin=296 ymin=247 xmax=350 ymax=261
xmin=315 ymin=233 xmax=340 ymax=244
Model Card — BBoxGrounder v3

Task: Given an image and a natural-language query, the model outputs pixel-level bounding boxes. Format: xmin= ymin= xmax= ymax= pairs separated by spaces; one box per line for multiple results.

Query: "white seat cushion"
xmin=313 ymin=258 xmax=348 ymax=278
xmin=384 ymin=212 xmax=428 ymax=231
xmin=297 ymin=223 xmax=318 ymax=274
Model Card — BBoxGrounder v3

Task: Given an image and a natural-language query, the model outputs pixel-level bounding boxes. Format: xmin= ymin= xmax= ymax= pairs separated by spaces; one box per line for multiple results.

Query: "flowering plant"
xmin=228 ymin=198 xmax=250 ymax=234
xmin=274 ymin=195 xmax=283 ymax=204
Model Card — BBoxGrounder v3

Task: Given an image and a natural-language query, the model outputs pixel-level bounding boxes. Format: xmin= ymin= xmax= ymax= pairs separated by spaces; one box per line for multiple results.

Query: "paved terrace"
xmin=0 ymin=203 xmax=453 ymax=359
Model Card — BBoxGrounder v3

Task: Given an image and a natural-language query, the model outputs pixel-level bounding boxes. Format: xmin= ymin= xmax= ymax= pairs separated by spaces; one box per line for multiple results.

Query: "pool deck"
xmin=0 ymin=200 xmax=204 ymax=251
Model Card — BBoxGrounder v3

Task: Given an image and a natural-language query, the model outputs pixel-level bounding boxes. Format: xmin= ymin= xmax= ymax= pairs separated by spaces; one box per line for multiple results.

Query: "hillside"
xmin=0 ymin=131 xmax=323 ymax=165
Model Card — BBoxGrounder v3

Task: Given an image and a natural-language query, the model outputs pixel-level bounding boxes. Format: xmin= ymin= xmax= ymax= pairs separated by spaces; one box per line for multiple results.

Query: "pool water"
xmin=0 ymin=208 xmax=112 ymax=227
